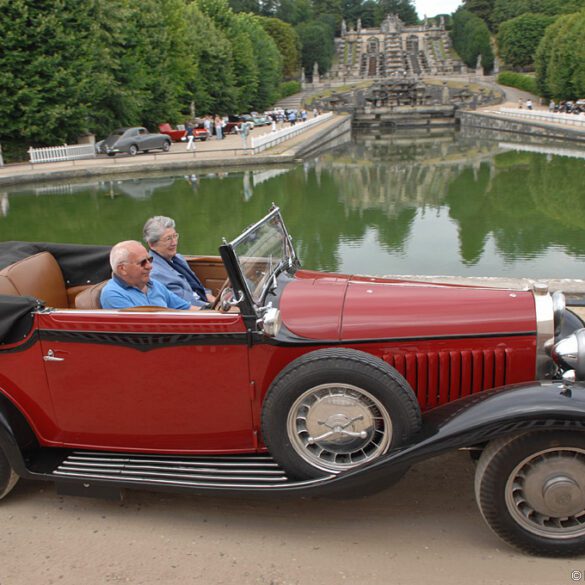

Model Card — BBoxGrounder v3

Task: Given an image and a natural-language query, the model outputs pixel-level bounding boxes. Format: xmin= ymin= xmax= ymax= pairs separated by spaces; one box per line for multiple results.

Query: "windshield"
xmin=230 ymin=208 xmax=296 ymax=305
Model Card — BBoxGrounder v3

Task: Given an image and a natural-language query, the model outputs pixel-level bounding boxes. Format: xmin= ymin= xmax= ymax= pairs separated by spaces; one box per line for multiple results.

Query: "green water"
xmin=2 ymin=129 xmax=585 ymax=278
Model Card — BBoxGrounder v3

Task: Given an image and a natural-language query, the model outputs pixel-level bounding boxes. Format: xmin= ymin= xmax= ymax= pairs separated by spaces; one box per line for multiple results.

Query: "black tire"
xmin=128 ymin=144 xmax=138 ymax=156
xmin=0 ymin=447 xmax=18 ymax=501
xmin=475 ymin=431 xmax=585 ymax=557
xmin=162 ymin=140 xmax=171 ymax=152
xmin=261 ymin=348 xmax=421 ymax=480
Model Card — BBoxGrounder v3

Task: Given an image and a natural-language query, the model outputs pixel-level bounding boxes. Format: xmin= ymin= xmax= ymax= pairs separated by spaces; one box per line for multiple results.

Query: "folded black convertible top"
xmin=0 ymin=241 xmax=111 ymax=286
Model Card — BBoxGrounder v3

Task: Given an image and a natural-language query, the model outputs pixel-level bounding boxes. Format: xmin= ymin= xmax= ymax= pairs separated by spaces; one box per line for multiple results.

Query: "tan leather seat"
xmin=0 ymin=252 xmax=68 ymax=308
xmin=74 ymin=280 xmax=108 ymax=309
xmin=0 ymin=275 xmax=19 ymax=296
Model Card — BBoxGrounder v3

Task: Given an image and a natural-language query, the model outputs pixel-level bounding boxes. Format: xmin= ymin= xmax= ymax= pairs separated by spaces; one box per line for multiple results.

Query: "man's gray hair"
xmin=110 ymin=240 xmax=141 ymax=271
xmin=143 ymin=216 xmax=175 ymax=245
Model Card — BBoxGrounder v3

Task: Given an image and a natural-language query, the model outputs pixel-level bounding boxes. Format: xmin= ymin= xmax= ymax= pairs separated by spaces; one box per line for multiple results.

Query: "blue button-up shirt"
xmin=100 ymin=274 xmax=191 ymax=310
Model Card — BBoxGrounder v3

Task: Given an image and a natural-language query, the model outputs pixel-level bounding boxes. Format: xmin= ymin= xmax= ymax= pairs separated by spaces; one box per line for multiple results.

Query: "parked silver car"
xmin=96 ymin=127 xmax=172 ymax=157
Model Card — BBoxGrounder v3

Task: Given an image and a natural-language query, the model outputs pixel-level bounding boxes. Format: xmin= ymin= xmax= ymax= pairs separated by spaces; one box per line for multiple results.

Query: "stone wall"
xmin=458 ymin=111 xmax=585 ymax=144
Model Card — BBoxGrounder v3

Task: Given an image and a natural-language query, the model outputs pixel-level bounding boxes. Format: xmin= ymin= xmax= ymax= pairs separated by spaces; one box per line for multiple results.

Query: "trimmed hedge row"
xmin=497 ymin=71 xmax=539 ymax=95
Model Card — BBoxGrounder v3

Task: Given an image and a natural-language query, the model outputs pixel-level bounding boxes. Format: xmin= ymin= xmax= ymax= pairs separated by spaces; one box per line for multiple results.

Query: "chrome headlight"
xmin=261 ymin=306 xmax=281 ymax=337
xmin=552 ymin=328 xmax=585 ymax=380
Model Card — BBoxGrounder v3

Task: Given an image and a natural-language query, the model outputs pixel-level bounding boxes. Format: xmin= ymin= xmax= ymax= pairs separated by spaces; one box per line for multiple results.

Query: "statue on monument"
xmin=313 ymin=62 xmax=320 ymax=84
xmin=341 ymin=19 xmax=347 ymax=35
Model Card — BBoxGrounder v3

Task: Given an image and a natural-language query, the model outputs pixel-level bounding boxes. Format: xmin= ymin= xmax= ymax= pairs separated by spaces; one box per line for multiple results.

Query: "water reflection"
xmin=1 ymin=130 xmax=585 ymax=278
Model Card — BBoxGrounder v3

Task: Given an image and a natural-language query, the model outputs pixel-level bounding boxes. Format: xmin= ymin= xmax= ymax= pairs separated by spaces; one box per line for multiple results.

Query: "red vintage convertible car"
xmin=1 ymin=206 xmax=585 ymax=557
xmin=158 ymin=123 xmax=208 ymax=142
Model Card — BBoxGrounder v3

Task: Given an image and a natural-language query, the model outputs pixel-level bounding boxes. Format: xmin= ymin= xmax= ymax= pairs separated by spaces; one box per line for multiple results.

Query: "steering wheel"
xmin=211 ymin=278 xmax=231 ymax=310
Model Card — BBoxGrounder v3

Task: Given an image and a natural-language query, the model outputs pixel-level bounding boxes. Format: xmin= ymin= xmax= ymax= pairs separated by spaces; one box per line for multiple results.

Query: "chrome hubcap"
xmin=287 ymin=383 xmax=392 ymax=473
xmin=505 ymin=448 xmax=585 ymax=538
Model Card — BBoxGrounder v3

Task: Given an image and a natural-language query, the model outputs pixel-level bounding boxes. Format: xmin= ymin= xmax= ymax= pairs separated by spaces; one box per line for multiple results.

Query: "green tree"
xmin=0 ymin=0 xmax=124 ymax=144
xmin=296 ymin=20 xmax=335 ymax=76
xmin=275 ymin=0 xmax=313 ymax=25
xmin=451 ymin=8 xmax=494 ymax=71
xmin=535 ymin=10 xmax=585 ymax=100
xmin=492 ymin=0 xmax=585 ymax=30
xmin=197 ymin=0 xmax=259 ymax=112
xmin=498 ymin=13 xmax=555 ymax=69
xmin=239 ymin=13 xmax=283 ymax=109
xmin=185 ymin=2 xmax=238 ymax=115
xmin=462 ymin=0 xmax=495 ymax=25
xmin=259 ymin=16 xmax=301 ymax=78
xmin=377 ymin=0 xmax=417 ymax=24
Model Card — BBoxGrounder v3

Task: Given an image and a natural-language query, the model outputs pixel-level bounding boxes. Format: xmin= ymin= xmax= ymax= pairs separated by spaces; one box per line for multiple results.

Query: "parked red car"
xmin=158 ymin=123 xmax=208 ymax=142
xmin=1 ymin=206 xmax=585 ymax=556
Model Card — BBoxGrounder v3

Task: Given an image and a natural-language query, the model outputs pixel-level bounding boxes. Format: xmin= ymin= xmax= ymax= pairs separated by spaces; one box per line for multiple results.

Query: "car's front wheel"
xmin=162 ymin=140 xmax=171 ymax=152
xmin=0 ymin=447 xmax=19 ymax=501
xmin=261 ymin=348 xmax=421 ymax=480
xmin=128 ymin=144 xmax=139 ymax=156
xmin=475 ymin=431 xmax=585 ymax=556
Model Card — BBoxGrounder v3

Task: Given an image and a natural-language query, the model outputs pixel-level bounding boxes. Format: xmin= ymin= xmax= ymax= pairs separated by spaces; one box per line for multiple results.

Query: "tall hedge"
xmin=451 ymin=8 xmax=494 ymax=72
xmin=535 ymin=10 xmax=585 ymax=99
xmin=497 ymin=13 xmax=555 ymax=69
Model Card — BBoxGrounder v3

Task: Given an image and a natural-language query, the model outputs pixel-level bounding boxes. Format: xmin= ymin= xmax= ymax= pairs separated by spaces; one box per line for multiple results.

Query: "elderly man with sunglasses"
xmin=100 ymin=240 xmax=203 ymax=311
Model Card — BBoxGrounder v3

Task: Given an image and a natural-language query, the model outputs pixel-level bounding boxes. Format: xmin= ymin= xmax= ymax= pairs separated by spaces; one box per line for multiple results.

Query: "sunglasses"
xmin=129 ymin=256 xmax=154 ymax=268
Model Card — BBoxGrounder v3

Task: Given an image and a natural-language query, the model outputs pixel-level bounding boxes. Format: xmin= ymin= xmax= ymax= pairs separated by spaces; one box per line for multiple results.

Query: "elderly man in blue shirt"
xmin=100 ymin=240 xmax=204 ymax=311
xmin=143 ymin=216 xmax=215 ymax=308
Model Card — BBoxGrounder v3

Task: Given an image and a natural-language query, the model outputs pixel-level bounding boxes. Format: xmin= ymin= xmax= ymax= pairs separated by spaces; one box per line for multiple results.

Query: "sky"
xmin=413 ymin=0 xmax=462 ymax=18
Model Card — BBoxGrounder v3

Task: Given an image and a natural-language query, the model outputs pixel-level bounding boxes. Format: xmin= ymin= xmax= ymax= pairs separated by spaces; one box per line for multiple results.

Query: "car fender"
xmin=286 ymin=381 xmax=585 ymax=497
xmin=0 ymin=406 xmax=29 ymax=477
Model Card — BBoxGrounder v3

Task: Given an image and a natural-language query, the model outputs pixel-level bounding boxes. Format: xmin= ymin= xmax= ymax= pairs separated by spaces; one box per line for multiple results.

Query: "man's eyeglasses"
xmin=161 ymin=233 xmax=179 ymax=243
xmin=124 ymin=256 xmax=153 ymax=268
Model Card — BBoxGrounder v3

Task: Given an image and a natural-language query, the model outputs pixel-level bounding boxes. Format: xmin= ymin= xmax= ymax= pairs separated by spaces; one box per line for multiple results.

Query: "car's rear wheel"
xmin=475 ymin=431 xmax=585 ymax=556
xmin=261 ymin=348 xmax=421 ymax=480
xmin=0 ymin=448 xmax=19 ymax=501
xmin=162 ymin=140 xmax=171 ymax=152
xmin=128 ymin=144 xmax=138 ymax=156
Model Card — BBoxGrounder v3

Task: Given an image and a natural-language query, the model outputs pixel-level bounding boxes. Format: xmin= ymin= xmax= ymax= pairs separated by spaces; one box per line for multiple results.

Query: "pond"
xmin=2 ymin=128 xmax=585 ymax=279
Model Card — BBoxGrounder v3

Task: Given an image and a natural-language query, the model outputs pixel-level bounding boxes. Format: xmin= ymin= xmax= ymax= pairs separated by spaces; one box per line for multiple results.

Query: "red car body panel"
xmin=32 ymin=311 xmax=255 ymax=453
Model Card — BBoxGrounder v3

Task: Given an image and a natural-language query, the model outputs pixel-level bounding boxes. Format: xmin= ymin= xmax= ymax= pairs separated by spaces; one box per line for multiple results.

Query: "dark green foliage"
xmin=498 ymin=13 xmax=555 ymax=69
xmin=275 ymin=0 xmax=313 ymax=25
xmin=259 ymin=16 xmax=302 ymax=79
xmin=497 ymin=71 xmax=538 ymax=94
xmin=451 ymin=8 xmax=494 ymax=71
xmin=279 ymin=80 xmax=302 ymax=97
xmin=492 ymin=0 xmax=585 ymax=30
xmin=462 ymin=0 xmax=495 ymax=25
xmin=239 ymin=14 xmax=283 ymax=110
xmin=535 ymin=10 xmax=585 ymax=100
xmin=296 ymin=20 xmax=335 ymax=77
xmin=376 ymin=0 xmax=417 ymax=24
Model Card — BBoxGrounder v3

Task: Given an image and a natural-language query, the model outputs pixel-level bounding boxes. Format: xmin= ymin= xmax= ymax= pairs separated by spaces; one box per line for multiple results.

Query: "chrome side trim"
xmin=533 ymin=283 xmax=555 ymax=380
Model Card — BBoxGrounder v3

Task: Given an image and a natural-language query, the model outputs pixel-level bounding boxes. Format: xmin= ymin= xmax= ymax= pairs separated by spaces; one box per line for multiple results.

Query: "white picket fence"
xmin=28 ymin=143 xmax=96 ymax=164
xmin=250 ymin=112 xmax=333 ymax=153
xmin=498 ymin=108 xmax=585 ymax=128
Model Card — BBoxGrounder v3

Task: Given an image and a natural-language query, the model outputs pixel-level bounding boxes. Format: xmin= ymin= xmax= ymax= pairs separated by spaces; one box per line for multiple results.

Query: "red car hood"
xmin=279 ymin=271 xmax=535 ymax=341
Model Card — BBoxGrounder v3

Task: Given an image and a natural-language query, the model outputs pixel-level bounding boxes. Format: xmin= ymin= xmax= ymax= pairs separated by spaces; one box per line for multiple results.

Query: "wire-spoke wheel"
xmin=476 ymin=431 xmax=585 ymax=556
xmin=262 ymin=348 xmax=421 ymax=480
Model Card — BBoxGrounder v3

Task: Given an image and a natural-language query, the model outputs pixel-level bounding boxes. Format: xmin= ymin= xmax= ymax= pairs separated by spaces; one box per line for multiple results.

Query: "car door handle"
xmin=43 ymin=349 xmax=64 ymax=362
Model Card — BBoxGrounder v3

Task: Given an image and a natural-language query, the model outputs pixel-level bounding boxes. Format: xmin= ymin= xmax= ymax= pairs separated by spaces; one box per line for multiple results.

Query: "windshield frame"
xmin=219 ymin=206 xmax=297 ymax=314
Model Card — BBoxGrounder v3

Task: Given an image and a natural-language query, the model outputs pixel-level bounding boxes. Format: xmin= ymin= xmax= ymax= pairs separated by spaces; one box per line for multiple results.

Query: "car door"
xmin=38 ymin=309 xmax=255 ymax=453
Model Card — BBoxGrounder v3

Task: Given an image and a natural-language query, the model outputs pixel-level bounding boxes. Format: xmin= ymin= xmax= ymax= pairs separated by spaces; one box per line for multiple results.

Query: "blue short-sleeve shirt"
xmin=100 ymin=275 xmax=191 ymax=310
